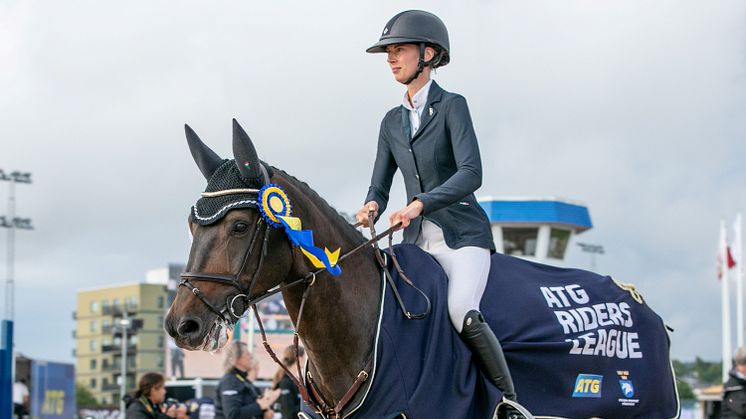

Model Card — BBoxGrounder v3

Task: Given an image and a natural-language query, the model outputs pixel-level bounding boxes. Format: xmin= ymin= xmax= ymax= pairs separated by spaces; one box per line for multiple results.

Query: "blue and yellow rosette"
xmin=258 ymin=184 xmax=341 ymax=276
xmin=258 ymin=184 xmax=293 ymax=227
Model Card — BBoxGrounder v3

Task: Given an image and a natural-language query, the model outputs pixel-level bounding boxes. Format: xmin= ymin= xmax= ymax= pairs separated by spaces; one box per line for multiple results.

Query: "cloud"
xmin=0 ymin=0 xmax=744 ymax=364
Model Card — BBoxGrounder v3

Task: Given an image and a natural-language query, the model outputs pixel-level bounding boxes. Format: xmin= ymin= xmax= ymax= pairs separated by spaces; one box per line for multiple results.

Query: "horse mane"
xmin=272 ymin=167 xmax=366 ymax=245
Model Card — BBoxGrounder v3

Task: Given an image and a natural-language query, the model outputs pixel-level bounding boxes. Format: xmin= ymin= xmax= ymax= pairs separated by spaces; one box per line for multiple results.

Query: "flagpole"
xmin=735 ymin=214 xmax=744 ymax=348
xmin=722 ymin=220 xmax=733 ymax=382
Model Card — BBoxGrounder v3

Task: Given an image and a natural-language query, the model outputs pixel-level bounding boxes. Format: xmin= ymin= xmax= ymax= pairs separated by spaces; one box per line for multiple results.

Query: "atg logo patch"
xmin=572 ymin=374 xmax=603 ymax=398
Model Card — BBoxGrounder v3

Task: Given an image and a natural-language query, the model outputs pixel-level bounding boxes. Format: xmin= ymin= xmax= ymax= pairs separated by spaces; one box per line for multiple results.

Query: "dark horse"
xmin=166 ymin=120 xmax=391 ymax=416
xmin=166 ymin=120 xmax=679 ymax=419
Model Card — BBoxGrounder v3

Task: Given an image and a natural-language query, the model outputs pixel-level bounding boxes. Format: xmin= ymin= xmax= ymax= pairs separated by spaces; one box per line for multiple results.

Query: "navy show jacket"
xmin=365 ymin=81 xmax=495 ymax=251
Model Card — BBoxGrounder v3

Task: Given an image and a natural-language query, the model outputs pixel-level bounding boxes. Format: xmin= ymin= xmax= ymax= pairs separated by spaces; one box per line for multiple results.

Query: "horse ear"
xmin=185 ymin=124 xmax=223 ymax=180
xmin=232 ymin=119 xmax=266 ymax=185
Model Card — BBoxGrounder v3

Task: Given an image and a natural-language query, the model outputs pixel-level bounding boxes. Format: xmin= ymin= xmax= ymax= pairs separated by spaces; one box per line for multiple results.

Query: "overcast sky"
xmin=1 ymin=0 xmax=744 ymax=365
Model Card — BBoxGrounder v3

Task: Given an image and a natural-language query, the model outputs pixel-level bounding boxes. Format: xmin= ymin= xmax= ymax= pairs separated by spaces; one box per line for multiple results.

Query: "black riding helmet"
xmin=367 ymin=10 xmax=450 ymax=84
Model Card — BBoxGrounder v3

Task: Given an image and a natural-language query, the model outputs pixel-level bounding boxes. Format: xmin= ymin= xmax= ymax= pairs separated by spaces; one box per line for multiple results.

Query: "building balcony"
xmin=102 ymin=363 xmax=121 ymax=372
xmin=102 ymin=383 xmax=121 ymax=391
xmin=101 ymin=344 xmax=137 ymax=353
xmin=102 ymin=304 xmax=139 ymax=317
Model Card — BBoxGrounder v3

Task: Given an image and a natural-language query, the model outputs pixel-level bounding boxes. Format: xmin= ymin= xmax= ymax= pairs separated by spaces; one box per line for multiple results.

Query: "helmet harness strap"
xmin=404 ymin=43 xmax=426 ymax=85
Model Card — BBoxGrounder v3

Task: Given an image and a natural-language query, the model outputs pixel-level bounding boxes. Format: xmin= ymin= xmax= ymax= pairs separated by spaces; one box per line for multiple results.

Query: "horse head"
xmin=165 ymin=119 xmax=295 ymax=351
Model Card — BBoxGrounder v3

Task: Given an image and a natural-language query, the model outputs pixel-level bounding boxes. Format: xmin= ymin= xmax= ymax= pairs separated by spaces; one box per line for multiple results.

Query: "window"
xmin=90 ymin=339 xmax=98 ymax=351
xmin=90 ymin=320 xmax=97 ymax=333
xmin=102 ymin=319 xmax=111 ymax=334
xmin=158 ymin=335 xmax=164 ymax=349
xmin=102 ymin=359 xmax=110 ymax=370
xmin=158 ymin=316 xmax=164 ymax=329
xmin=102 ymin=299 xmax=110 ymax=315
xmin=102 ymin=377 xmax=109 ymax=388
xmin=548 ymin=228 xmax=571 ymax=259
xmin=129 ymin=335 xmax=138 ymax=345
xmin=157 ymin=354 xmax=164 ymax=369
xmin=90 ymin=378 xmax=97 ymax=389
xmin=89 ymin=300 xmax=98 ymax=314
xmin=112 ymin=298 xmax=121 ymax=310
xmin=90 ymin=359 xmax=97 ymax=370
xmin=502 ymin=228 xmax=538 ymax=256
xmin=158 ymin=296 xmax=165 ymax=309
xmin=126 ymin=296 xmax=138 ymax=311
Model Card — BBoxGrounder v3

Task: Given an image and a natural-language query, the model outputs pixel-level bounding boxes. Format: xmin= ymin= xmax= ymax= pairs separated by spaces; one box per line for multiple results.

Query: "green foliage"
xmin=677 ymin=379 xmax=695 ymax=400
xmin=694 ymin=356 xmax=724 ymax=385
xmin=76 ymin=383 xmax=98 ymax=407
xmin=672 ymin=359 xmax=692 ymax=378
xmin=672 ymin=357 xmax=724 ymax=390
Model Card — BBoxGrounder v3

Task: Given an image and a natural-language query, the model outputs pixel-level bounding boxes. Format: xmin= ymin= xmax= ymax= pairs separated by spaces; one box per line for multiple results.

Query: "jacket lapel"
xmin=411 ymin=81 xmax=443 ymax=143
xmin=400 ymin=106 xmax=411 ymax=141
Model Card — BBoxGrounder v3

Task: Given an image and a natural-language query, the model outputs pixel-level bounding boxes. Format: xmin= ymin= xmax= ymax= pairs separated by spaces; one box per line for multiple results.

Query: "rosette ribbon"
xmin=257 ymin=184 xmax=341 ymax=276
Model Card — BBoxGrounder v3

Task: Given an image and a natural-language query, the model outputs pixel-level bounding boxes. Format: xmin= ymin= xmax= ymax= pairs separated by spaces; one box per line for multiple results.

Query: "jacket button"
xmin=408 ymin=148 xmax=412 ymax=153
xmin=415 ymin=175 xmax=420 ymax=179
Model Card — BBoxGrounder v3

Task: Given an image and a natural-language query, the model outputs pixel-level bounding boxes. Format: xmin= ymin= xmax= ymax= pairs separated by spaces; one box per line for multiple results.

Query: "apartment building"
xmin=74 ymin=282 xmax=169 ymax=404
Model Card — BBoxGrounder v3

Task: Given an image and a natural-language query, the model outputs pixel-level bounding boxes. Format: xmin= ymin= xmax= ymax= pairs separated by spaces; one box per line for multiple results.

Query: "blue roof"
xmin=478 ymin=199 xmax=593 ymax=232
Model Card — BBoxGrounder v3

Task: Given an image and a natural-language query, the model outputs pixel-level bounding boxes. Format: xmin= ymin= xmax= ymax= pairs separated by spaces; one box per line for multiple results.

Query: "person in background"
xmin=13 ymin=378 xmax=29 ymax=419
xmin=125 ymin=372 xmax=183 ymax=419
xmin=723 ymin=346 xmax=746 ymax=418
xmin=272 ymin=346 xmax=306 ymax=419
xmin=215 ymin=341 xmax=280 ymax=419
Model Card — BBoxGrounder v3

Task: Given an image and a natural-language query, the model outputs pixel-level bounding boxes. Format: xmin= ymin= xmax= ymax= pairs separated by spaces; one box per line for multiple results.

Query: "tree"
xmin=694 ymin=357 xmax=723 ymax=385
xmin=677 ymin=379 xmax=695 ymax=400
xmin=76 ymin=383 xmax=98 ymax=407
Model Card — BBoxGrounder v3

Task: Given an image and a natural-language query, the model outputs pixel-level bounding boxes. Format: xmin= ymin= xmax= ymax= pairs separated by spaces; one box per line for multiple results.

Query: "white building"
xmin=479 ymin=197 xmax=593 ymax=264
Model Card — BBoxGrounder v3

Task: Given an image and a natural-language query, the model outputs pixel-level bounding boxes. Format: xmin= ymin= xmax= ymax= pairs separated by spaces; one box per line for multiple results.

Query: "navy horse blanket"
xmin=302 ymin=244 xmax=679 ymax=419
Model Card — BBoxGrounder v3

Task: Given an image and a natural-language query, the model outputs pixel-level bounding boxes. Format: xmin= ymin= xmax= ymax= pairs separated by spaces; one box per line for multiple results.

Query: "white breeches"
xmin=416 ymin=220 xmax=491 ymax=333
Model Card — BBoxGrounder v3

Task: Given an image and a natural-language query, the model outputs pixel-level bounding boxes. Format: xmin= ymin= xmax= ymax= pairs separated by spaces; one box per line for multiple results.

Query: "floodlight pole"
xmin=5 ymin=178 xmax=14 ymax=321
xmin=576 ymin=242 xmax=605 ymax=271
xmin=119 ymin=311 xmax=130 ymax=417
xmin=0 ymin=169 xmax=32 ymax=419
xmin=1 ymin=170 xmax=33 ymax=321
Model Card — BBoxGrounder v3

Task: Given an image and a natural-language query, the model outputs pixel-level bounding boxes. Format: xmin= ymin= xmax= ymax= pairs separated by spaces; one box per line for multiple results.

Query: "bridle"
xmin=179 ymin=216 xmax=272 ymax=325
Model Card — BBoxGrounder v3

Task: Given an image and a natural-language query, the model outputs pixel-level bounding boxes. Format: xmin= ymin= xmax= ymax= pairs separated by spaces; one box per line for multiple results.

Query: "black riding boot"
xmin=460 ymin=310 xmax=517 ymax=401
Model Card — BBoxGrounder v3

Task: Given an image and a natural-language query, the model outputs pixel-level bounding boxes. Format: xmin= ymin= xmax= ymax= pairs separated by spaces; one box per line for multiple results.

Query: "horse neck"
xmin=275 ymin=175 xmax=381 ymax=405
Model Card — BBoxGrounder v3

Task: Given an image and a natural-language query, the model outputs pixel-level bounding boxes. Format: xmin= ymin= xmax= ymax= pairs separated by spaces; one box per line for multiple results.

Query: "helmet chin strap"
xmin=404 ymin=43 xmax=428 ymax=85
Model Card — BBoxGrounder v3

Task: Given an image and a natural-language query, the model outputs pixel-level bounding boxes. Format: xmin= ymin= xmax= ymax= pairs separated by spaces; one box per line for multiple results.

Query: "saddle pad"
xmin=303 ymin=245 xmax=679 ymax=418
xmin=483 ymin=251 xmax=679 ymax=418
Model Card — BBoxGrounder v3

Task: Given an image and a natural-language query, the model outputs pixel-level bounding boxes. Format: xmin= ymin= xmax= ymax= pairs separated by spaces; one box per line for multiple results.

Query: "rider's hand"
xmin=262 ymin=409 xmax=275 ymax=419
xmin=389 ymin=200 xmax=423 ymax=230
xmin=256 ymin=388 xmax=281 ymax=410
xmin=356 ymin=201 xmax=379 ymax=227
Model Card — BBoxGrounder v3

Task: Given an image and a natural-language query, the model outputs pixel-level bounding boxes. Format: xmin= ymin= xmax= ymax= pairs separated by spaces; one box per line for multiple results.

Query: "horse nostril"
xmin=177 ymin=317 xmax=202 ymax=338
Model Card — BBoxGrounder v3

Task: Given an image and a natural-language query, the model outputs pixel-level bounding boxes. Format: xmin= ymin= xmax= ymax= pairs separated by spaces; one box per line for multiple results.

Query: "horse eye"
xmin=232 ymin=222 xmax=250 ymax=234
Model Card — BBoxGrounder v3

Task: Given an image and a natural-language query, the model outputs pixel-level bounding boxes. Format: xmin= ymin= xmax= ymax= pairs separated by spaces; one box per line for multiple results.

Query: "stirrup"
xmin=493 ymin=399 xmax=535 ymax=419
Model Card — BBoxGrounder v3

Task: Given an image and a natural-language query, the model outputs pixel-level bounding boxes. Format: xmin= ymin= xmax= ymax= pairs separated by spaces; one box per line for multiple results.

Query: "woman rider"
xmin=356 ymin=10 xmax=517 ymax=401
